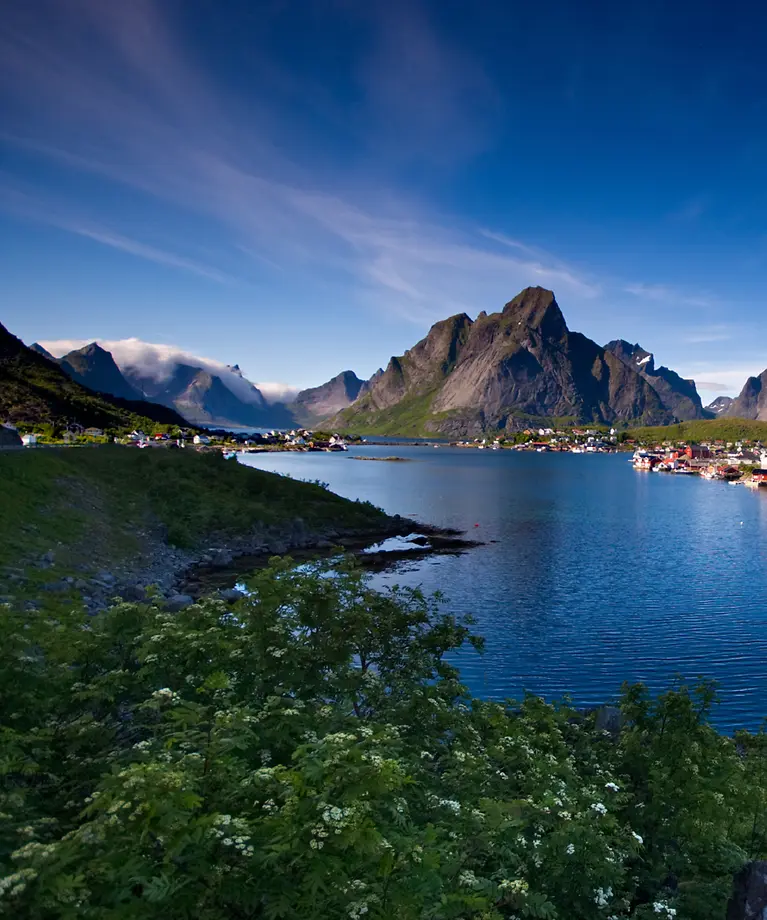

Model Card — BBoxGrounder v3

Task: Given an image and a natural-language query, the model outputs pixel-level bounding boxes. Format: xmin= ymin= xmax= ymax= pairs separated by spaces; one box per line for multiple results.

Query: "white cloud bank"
xmin=39 ymin=337 xmax=298 ymax=404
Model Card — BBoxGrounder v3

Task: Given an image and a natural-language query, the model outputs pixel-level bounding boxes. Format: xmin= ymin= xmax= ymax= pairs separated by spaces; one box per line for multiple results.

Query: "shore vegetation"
xmin=1 ymin=559 xmax=765 ymax=918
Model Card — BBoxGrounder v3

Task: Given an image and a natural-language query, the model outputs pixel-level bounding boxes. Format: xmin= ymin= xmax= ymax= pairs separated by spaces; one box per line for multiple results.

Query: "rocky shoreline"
xmin=7 ymin=514 xmax=481 ymax=614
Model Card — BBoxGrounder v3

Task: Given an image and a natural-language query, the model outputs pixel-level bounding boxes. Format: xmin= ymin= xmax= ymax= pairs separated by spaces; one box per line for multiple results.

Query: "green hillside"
xmin=0 ymin=320 xmax=189 ymax=432
xmin=628 ymin=417 xmax=767 ymax=443
xmin=0 ymin=447 xmax=390 ymax=579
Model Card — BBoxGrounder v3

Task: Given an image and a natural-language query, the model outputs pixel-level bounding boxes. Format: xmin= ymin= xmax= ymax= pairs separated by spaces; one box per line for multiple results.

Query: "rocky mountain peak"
xmin=604 ymin=340 xmax=655 ymax=373
xmin=502 ymin=287 xmax=567 ymax=340
xmin=706 ymin=395 xmax=733 ymax=415
xmin=30 ymin=342 xmax=56 ymax=361
xmin=726 ymin=370 xmax=767 ymax=421
xmin=58 ymin=342 xmax=140 ymax=402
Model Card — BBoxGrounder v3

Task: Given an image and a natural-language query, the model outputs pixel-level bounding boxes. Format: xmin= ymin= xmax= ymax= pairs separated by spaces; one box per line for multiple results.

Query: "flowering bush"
xmin=1 ymin=559 xmax=765 ymax=918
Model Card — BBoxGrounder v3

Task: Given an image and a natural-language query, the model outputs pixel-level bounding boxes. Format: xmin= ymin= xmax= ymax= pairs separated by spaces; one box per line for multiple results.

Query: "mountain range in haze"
xmin=22 ymin=287 xmax=767 ymax=434
xmin=2 ymin=325 xmax=188 ymax=431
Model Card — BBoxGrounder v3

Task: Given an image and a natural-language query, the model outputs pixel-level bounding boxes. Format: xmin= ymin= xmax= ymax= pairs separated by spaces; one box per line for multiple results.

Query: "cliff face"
xmin=291 ymin=371 xmax=366 ymax=426
xmin=726 ymin=371 xmax=767 ymax=421
xmin=604 ymin=340 xmax=708 ymax=421
xmin=335 ymin=288 xmax=671 ymax=435
xmin=58 ymin=343 xmax=141 ymax=402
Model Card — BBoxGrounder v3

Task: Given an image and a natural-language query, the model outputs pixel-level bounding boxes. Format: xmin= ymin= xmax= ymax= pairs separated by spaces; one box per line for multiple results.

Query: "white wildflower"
xmin=594 ymin=886 xmax=612 ymax=908
xmin=566 ymin=843 xmax=575 ymax=855
xmin=604 ymin=782 xmax=620 ymax=792
xmin=591 ymin=802 xmax=608 ymax=816
xmin=632 ymin=831 xmax=643 ymax=844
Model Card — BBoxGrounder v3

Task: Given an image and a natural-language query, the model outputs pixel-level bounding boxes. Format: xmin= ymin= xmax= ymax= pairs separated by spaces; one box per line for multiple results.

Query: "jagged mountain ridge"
xmin=334 ymin=287 xmax=673 ymax=436
xmin=604 ymin=340 xmax=709 ymax=421
xmin=707 ymin=396 xmax=733 ymax=415
xmin=0 ymin=322 xmax=190 ymax=430
xmin=124 ymin=364 xmax=294 ymax=429
xmin=58 ymin=343 xmax=141 ymax=402
xmin=725 ymin=371 xmax=767 ymax=421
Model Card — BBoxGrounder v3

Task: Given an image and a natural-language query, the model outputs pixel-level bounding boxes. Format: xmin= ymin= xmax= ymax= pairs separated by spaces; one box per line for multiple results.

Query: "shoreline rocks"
xmin=2 ymin=512 xmax=479 ymax=614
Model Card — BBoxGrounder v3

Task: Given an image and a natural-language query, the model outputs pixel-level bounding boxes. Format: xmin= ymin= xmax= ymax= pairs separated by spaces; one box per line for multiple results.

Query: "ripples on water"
xmin=239 ymin=448 xmax=767 ymax=731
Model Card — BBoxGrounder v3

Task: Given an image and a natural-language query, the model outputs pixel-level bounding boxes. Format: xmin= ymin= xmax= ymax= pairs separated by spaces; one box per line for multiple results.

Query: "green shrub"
xmin=1 ymin=562 xmax=763 ymax=918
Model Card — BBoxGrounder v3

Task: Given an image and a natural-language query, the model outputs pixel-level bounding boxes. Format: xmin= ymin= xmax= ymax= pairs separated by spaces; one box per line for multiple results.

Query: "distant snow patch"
xmin=637 ymin=354 xmax=652 ymax=366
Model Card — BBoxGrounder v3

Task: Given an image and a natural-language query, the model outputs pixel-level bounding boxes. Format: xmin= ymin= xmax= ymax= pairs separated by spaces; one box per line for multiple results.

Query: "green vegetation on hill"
xmin=0 ymin=448 xmax=389 ymax=578
xmin=628 ymin=417 xmax=767 ymax=443
xmin=0 ymin=320 xmax=189 ymax=432
xmin=336 ymin=390 xmax=450 ymax=436
xmin=2 ymin=560 xmax=766 ymax=918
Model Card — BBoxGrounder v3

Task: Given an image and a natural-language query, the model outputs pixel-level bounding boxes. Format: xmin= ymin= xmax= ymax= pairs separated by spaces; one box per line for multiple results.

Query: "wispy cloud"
xmin=683 ymin=325 xmax=733 ymax=344
xmin=624 ymin=282 xmax=718 ymax=310
xmin=0 ymin=182 xmax=234 ymax=283
xmin=0 ymin=0 xmax=732 ymax=349
xmin=667 ymin=195 xmax=711 ymax=223
xmin=356 ymin=0 xmax=500 ymax=165
xmin=695 ymin=381 xmax=731 ymax=391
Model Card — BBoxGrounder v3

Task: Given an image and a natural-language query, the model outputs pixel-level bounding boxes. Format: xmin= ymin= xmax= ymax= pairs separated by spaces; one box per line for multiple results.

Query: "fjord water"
xmin=239 ymin=447 xmax=767 ymax=731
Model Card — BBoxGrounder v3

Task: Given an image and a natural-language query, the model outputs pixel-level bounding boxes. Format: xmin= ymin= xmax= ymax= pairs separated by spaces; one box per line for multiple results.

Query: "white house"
xmin=21 ymin=433 xmax=37 ymax=446
xmin=193 ymin=434 xmax=211 ymax=445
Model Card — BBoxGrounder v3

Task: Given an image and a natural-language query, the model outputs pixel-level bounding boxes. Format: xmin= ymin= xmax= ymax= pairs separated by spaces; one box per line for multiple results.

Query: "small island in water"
xmin=350 ymin=455 xmax=413 ymax=462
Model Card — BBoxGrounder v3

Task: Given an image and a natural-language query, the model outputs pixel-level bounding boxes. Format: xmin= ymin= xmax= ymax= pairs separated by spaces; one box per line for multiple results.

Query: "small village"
xmin=630 ymin=444 xmax=767 ymax=484
xmin=0 ymin=421 xmax=352 ymax=454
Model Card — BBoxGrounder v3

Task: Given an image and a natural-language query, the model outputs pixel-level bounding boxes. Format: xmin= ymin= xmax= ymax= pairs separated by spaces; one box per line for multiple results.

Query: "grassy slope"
xmin=0 ymin=321 xmax=190 ymax=431
xmin=335 ymin=390 xmax=453 ymax=436
xmin=628 ymin=418 xmax=767 ymax=443
xmin=0 ymin=448 xmax=390 ymax=581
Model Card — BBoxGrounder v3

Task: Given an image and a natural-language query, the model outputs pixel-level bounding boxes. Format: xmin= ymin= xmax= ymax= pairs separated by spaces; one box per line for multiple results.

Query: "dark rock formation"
xmin=727 ymin=371 xmax=767 ymax=421
xmin=707 ymin=396 xmax=734 ymax=415
xmin=291 ymin=371 xmax=366 ymax=426
xmin=125 ymin=363 xmax=294 ymax=429
xmin=727 ymin=861 xmax=767 ymax=920
xmin=0 ymin=425 xmax=22 ymax=449
xmin=604 ymin=339 xmax=708 ymax=420
xmin=58 ymin=342 xmax=141 ymax=401
xmin=336 ymin=288 xmax=672 ymax=434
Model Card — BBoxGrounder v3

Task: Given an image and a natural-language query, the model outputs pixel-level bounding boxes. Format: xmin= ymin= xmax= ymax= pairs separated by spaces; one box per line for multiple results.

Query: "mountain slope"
xmin=706 ymin=396 xmax=733 ymax=415
xmin=0 ymin=321 xmax=190 ymax=430
xmin=291 ymin=371 xmax=366 ymax=426
xmin=58 ymin=342 xmax=141 ymax=402
xmin=125 ymin=363 xmax=293 ymax=428
xmin=604 ymin=340 xmax=708 ymax=420
xmin=725 ymin=371 xmax=767 ymax=420
xmin=30 ymin=343 xmax=56 ymax=361
xmin=335 ymin=288 xmax=671 ymax=436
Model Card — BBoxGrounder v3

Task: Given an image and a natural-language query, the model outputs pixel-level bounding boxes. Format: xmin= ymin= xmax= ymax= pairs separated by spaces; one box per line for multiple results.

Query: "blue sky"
xmin=2 ymin=0 xmax=767 ymax=394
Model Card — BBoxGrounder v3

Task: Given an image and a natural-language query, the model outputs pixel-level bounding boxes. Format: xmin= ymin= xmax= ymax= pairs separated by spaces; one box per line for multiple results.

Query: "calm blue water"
xmin=238 ymin=447 xmax=767 ymax=731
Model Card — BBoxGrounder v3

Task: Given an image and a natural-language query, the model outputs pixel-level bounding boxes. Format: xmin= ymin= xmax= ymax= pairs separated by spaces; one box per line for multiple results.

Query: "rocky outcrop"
xmin=30 ymin=342 xmax=56 ymax=361
xmin=726 ymin=371 xmax=767 ymax=421
xmin=604 ymin=340 xmax=708 ymax=421
xmin=58 ymin=342 xmax=141 ymax=402
xmin=727 ymin=861 xmax=767 ymax=920
xmin=336 ymin=288 xmax=671 ymax=434
xmin=0 ymin=425 xmax=22 ymax=449
xmin=291 ymin=371 xmax=366 ymax=426
xmin=707 ymin=396 xmax=734 ymax=415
